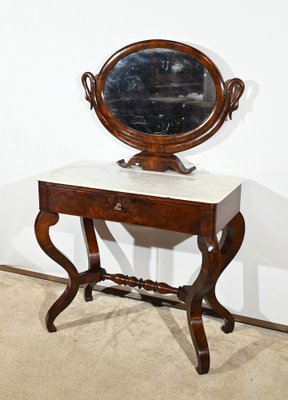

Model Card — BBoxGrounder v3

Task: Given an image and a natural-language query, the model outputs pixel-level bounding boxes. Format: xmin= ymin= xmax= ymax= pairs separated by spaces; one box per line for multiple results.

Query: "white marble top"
xmin=38 ymin=161 xmax=243 ymax=204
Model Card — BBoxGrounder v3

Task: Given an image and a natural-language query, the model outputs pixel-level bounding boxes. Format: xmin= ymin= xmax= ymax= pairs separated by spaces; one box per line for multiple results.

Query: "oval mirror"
xmin=103 ymin=49 xmax=216 ymax=135
xmin=82 ymin=40 xmax=244 ymax=174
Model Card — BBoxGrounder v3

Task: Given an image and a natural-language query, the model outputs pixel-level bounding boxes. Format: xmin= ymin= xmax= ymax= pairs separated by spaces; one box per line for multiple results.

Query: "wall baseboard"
xmin=1 ymin=264 xmax=287 ymax=334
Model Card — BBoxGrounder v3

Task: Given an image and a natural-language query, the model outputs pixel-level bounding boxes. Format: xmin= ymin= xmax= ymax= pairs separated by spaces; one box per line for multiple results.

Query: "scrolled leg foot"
xmin=204 ymin=212 xmax=245 ymax=333
xmin=179 ymin=235 xmax=221 ymax=374
xmin=205 ymin=288 xmax=234 ymax=333
xmin=35 ymin=211 xmax=80 ymax=332
xmin=45 ymin=314 xmax=57 ymax=333
xmin=188 ymin=300 xmax=210 ymax=375
xmin=221 ymin=321 xmax=234 ymax=334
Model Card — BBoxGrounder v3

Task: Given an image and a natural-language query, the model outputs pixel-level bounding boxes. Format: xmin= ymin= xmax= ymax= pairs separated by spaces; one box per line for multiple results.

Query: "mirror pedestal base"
xmin=117 ymin=151 xmax=196 ymax=175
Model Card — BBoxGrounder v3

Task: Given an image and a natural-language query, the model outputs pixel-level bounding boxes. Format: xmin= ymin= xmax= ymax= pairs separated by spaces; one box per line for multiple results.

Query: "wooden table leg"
xmin=179 ymin=235 xmax=221 ymax=374
xmin=34 ymin=211 xmax=80 ymax=332
xmin=80 ymin=217 xmax=101 ymax=302
xmin=204 ymin=212 xmax=245 ymax=333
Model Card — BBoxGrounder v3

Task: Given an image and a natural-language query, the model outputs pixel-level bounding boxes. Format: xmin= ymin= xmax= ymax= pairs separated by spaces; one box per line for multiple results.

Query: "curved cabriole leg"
xmin=179 ymin=235 xmax=221 ymax=374
xmin=204 ymin=212 xmax=245 ymax=333
xmin=81 ymin=218 xmax=101 ymax=302
xmin=34 ymin=211 xmax=80 ymax=332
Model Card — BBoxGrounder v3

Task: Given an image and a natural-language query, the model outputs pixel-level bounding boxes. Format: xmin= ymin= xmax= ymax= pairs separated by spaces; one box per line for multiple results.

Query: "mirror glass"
xmin=103 ymin=48 xmax=216 ymax=135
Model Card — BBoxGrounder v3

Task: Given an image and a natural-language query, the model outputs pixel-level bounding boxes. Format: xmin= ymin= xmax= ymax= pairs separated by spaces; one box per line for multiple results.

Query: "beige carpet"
xmin=0 ymin=270 xmax=287 ymax=399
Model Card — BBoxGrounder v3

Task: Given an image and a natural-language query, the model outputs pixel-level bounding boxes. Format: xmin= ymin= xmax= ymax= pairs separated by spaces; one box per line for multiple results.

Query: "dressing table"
xmin=35 ymin=40 xmax=245 ymax=374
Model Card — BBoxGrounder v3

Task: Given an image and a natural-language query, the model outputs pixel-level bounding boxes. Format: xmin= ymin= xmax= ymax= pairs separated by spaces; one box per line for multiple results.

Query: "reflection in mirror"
xmin=104 ymin=49 xmax=216 ymax=135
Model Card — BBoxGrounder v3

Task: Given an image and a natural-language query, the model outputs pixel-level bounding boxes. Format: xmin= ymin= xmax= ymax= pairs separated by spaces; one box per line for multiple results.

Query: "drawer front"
xmin=41 ymin=183 xmax=201 ymax=234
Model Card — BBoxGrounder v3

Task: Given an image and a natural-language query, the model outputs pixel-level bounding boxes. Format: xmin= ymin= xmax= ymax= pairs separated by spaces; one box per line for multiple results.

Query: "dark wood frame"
xmin=82 ymin=39 xmax=244 ymax=174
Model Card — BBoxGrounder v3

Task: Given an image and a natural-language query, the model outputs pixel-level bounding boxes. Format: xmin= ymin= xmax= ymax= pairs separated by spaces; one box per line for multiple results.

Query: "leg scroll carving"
xmin=179 ymin=235 xmax=221 ymax=374
xmin=34 ymin=211 xmax=80 ymax=332
xmin=204 ymin=212 xmax=245 ymax=333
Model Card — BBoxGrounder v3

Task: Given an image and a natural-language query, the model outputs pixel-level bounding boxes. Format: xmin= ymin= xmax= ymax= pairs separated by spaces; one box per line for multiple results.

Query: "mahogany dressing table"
xmin=35 ymin=40 xmax=245 ymax=374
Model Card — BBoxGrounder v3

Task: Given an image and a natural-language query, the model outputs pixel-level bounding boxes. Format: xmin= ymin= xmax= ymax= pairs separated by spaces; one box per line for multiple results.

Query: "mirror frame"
xmin=82 ymin=40 xmax=244 ymax=174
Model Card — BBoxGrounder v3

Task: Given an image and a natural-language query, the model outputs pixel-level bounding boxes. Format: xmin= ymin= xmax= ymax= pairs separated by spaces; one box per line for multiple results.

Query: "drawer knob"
xmin=113 ymin=202 xmax=122 ymax=211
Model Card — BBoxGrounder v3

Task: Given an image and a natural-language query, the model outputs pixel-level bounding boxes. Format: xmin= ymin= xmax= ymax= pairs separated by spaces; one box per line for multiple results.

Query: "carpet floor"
xmin=0 ymin=270 xmax=287 ymax=399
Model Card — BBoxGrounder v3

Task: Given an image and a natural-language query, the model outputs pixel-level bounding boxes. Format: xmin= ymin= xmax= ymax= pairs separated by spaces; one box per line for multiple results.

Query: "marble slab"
xmin=38 ymin=161 xmax=243 ymax=204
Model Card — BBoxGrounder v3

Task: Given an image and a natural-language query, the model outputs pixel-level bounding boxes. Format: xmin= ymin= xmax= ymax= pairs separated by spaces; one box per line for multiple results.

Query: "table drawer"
xmin=41 ymin=183 xmax=201 ymax=234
